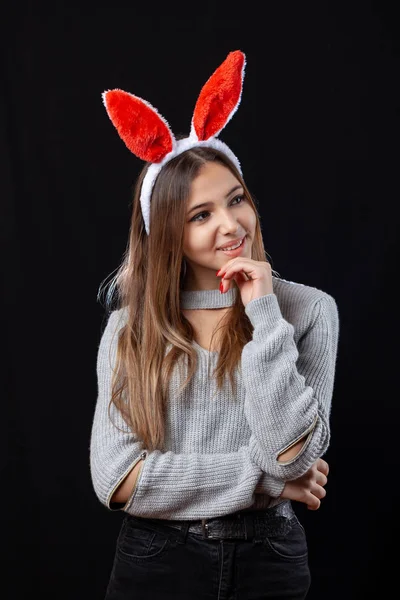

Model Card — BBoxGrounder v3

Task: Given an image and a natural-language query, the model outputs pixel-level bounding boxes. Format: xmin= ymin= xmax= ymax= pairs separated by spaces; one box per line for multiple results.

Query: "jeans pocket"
xmin=264 ymin=515 xmax=308 ymax=561
xmin=117 ymin=516 xmax=171 ymax=562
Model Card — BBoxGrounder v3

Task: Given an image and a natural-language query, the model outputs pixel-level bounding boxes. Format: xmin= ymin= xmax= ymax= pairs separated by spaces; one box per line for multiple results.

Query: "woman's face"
xmin=182 ymin=161 xmax=257 ymax=291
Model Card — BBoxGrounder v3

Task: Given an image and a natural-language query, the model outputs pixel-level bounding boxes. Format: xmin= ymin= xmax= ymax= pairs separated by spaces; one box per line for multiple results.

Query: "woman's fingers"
xmin=217 ymin=259 xmax=270 ymax=284
xmin=317 ymin=458 xmax=329 ymax=476
xmin=220 ymin=266 xmax=253 ymax=291
xmin=305 ymin=458 xmax=329 ymax=510
xmin=315 ymin=471 xmax=328 ymax=487
xmin=312 ymin=483 xmax=327 ymax=500
xmin=307 ymin=495 xmax=321 ymax=510
xmin=217 ymin=258 xmax=273 ymax=304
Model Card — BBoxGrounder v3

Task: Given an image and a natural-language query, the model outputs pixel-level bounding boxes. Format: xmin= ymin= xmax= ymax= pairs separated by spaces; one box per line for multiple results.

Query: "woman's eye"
xmin=191 ymin=211 xmax=209 ymax=222
xmin=190 ymin=196 xmax=245 ymax=222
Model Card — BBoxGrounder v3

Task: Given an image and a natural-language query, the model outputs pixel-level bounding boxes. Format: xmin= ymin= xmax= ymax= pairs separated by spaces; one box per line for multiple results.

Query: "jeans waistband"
xmin=141 ymin=500 xmax=295 ymax=541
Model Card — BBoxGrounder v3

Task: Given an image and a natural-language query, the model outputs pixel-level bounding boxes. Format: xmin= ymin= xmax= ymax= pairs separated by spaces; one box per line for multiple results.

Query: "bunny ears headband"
xmin=102 ymin=50 xmax=246 ymax=236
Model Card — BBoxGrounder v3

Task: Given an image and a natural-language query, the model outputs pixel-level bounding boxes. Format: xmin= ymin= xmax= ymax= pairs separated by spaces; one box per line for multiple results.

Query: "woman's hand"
xmin=217 ymin=258 xmax=273 ymax=307
xmin=279 ymin=458 xmax=330 ymax=511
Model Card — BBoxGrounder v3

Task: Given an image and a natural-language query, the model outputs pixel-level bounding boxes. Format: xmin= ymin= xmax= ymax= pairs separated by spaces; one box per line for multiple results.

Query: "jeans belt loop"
xmin=178 ymin=521 xmax=190 ymax=543
xmin=243 ymin=513 xmax=254 ymax=541
xmin=201 ymin=518 xmax=209 ymax=538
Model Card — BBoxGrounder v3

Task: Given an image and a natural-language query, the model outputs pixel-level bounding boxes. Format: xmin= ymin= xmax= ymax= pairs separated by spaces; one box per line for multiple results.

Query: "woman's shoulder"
xmin=100 ymin=305 xmax=129 ymax=339
xmin=272 ymin=275 xmax=336 ymax=302
xmin=272 ymin=275 xmax=338 ymax=323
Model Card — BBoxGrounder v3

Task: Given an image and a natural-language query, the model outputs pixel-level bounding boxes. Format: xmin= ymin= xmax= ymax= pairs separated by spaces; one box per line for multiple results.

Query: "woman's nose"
xmin=218 ymin=213 xmax=240 ymax=232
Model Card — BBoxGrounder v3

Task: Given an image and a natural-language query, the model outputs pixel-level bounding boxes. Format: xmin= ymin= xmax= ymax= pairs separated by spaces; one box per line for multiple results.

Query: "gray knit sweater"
xmin=90 ymin=276 xmax=339 ymax=520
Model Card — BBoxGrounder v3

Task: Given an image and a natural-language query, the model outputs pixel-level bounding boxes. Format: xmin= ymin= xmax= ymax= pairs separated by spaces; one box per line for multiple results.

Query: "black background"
xmin=2 ymin=2 xmax=399 ymax=599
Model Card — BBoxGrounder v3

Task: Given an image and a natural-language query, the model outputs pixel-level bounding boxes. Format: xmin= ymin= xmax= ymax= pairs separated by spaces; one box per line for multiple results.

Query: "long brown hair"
xmin=98 ymin=146 xmax=276 ymax=451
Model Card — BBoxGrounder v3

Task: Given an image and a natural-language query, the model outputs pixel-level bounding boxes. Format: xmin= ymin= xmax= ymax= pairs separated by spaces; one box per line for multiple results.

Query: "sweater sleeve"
xmin=241 ymin=292 xmax=339 ymax=481
xmin=90 ymin=310 xmax=285 ymax=521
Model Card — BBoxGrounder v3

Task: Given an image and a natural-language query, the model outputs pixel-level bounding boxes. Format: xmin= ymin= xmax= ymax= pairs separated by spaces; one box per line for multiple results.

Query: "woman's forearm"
xmin=111 ymin=459 xmax=144 ymax=504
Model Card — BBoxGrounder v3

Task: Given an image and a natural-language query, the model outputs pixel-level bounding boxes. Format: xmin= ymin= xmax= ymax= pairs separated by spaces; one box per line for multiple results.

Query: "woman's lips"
xmin=218 ymin=236 xmax=246 ymax=256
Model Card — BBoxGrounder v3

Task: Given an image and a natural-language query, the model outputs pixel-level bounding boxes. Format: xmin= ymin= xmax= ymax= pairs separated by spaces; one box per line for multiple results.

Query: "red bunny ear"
xmin=192 ymin=50 xmax=246 ymax=141
xmin=102 ymin=90 xmax=174 ymax=163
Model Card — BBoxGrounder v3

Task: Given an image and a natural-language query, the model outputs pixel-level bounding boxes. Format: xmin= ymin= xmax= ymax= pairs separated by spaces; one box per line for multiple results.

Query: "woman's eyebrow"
xmin=187 ymin=185 xmax=243 ymax=215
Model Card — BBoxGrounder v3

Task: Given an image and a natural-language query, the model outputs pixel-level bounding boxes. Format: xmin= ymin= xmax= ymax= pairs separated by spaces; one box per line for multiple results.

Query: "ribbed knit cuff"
xmin=244 ymin=293 xmax=283 ymax=330
xmin=255 ymin=473 xmax=286 ymax=498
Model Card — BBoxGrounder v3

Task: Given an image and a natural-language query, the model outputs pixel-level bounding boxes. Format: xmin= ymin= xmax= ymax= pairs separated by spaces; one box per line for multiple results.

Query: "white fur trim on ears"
xmin=140 ymin=136 xmax=242 ymax=236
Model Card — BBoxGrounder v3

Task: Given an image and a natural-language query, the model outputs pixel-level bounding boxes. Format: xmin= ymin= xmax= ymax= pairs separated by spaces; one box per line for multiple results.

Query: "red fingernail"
xmin=219 ymin=281 xmax=224 ymax=293
xmin=216 ymin=270 xmax=221 ymax=276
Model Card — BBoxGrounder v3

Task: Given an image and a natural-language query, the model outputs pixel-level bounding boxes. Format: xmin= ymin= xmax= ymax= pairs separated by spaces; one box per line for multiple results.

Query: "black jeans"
xmin=105 ymin=504 xmax=311 ymax=600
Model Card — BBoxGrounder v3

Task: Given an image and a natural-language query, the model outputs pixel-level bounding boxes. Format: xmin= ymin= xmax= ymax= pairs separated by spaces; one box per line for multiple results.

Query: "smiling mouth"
xmin=218 ymin=236 xmax=245 ymax=251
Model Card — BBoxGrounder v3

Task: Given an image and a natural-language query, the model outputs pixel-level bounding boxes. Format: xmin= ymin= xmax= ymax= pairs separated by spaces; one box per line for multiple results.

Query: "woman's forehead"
xmin=189 ymin=162 xmax=240 ymax=200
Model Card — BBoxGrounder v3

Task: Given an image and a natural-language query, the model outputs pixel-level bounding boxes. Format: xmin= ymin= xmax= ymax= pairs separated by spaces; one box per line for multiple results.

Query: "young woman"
xmin=90 ymin=51 xmax=339 ymax=600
